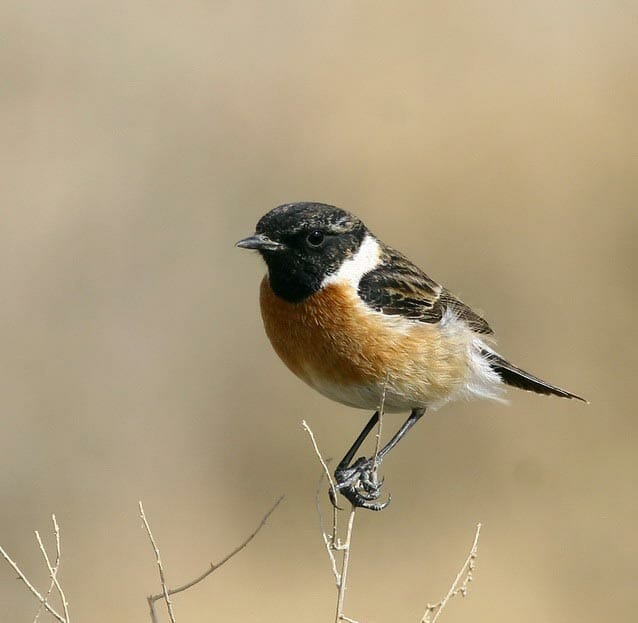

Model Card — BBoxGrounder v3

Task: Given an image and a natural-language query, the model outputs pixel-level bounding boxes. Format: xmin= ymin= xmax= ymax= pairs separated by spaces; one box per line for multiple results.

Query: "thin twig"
xmin=302 ymin=419 xmax=341 ymax=545
xmin=334 ymin=506 xmax=356 ymax=623
xmin=302 ymin=420 xmax=338 ymax=501
xmin=139 ymin=501 xmax=177 ymax=623
xmin=35 ymin=518 xmax=69 ymax=623
xmin=0 ymin=542 xmax=66 ymax=623
xmin=33 ymin=515 xmax=62 ymax=623
xmin=302 ymin=420 xmax=359 ymax=623
xmin=422 ymin=523 xmax=482 ymax=623
xmin=372 ymin=373 xmax=389 ymax=461
xmin=146 ymin=494 xmax=284 ymax=607
xmin=315 ymin=465 xmax=340 ymax=584
xmin=372 ymin=373 xmax=389 ymax=478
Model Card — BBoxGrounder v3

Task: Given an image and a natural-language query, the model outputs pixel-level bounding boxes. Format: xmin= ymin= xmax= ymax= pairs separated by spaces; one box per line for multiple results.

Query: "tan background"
xmin=1 ymin=2 xmax=636 ymax=622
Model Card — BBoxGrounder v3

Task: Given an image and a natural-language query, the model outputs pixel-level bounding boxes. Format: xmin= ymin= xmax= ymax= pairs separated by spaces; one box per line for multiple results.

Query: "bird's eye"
xmin=306 ymin=230 xmax=325 ymax=247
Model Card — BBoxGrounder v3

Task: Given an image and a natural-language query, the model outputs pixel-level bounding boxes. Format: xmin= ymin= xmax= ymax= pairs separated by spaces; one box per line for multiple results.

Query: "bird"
xmin=236 ymin=202 xmax=585 ymax=510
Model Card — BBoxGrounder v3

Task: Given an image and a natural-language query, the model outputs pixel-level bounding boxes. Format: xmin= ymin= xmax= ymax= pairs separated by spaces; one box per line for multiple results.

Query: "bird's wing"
xmin=357 ymin=246 xmax=494 ymax=335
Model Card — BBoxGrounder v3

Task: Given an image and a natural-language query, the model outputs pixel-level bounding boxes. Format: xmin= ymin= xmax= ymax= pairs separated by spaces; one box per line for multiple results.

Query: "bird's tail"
xmin=482 ymin=350 xmax=587 ymax=402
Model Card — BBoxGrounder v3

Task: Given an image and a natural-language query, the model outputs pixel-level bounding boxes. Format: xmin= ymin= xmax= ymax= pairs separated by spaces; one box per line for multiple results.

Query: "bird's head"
xmin=236 ymin=202 xmax=372 ymax=302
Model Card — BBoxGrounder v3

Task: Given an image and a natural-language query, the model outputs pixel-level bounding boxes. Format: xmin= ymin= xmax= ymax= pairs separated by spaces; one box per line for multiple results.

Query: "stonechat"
xmin=237 ymin=202 xmax=585 ymax=509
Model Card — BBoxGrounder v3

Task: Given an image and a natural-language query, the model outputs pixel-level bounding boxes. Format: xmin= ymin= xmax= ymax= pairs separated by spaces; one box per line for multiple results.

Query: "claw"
xmin=333 ymin=455 xmax=391 ymax=511
xmin=330 ymin=408 xmax=425 ymax=511
xmin=328 ymin=486 xmax=345 ymax=510
xmin=340 ymin=487 xmax=391 ymax=511
xmin=354 ymin=487 xmax=378 ymax=501
xmin=360 ymin=472 xmax=381 ymax=493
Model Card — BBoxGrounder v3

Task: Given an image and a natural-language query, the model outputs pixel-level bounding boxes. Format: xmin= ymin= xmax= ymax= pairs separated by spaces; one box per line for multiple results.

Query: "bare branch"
xmin=146 ymin=494 xmax=284 ymax=609
xmin=33 ymin=515 xmax=62 ymax=623
xmin=142 ymin=496 xmax=283 ymax=621
xmin=0 ymin=539 xmax=66 ymax=623
xmin=303 ymin=419 xmax=343 ymax=548
xmin=302 ymin=420 xmax=339 ymax=504
xmin=35 ymin=517 xmax=69 ymax=623
xmin=314 ymin=465 xmax=340 ymax=584
xmin=422 ymin=523 xmax=482 ymax=623
xmin=302 ymin=419 xmax=359 ymax=623
xmin=139 ymin=501 xmax=177 ymax=623
xmin=372 ymin=373 xmax=389 ymax=470
xmin=334 ymin=507 xmax=356 ymax=623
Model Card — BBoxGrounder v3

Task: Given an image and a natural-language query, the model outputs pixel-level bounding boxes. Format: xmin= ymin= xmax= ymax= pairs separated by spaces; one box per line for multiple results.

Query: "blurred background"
xmin=1 ymin=2 xmax=636 ymax=622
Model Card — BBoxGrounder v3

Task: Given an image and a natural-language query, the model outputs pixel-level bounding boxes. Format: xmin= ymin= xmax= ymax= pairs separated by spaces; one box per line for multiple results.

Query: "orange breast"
xmin=259 ymin=276 xmax=472 ymax=407
xmin=260 ymin=276 xmax=383 ymax=386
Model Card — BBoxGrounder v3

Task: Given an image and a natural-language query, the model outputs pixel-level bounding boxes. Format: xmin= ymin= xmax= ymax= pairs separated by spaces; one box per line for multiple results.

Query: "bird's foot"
xmin=331 ymin=456 xmax=391 ymax=511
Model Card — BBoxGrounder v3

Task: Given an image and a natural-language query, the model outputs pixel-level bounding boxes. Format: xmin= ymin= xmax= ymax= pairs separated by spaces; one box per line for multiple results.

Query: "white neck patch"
xmin=321 ymin=234 xmax=381 ymax=289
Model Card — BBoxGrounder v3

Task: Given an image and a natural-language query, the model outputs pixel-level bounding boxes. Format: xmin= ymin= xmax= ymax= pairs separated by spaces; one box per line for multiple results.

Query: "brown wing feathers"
xmin=357 ymin=246 xmax=493 ymax=333
xmin=358 ymin=243 xmax=585 ymax=401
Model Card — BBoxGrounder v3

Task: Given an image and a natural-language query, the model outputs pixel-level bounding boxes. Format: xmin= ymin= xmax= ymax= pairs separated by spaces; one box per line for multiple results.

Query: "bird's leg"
xmin=338 ymin=411 xmax=380 ymax=469
xmin=376 ymin=407 xmax=425 ymax=461
xmin=333 ymin=408 xmax=425 ymax=511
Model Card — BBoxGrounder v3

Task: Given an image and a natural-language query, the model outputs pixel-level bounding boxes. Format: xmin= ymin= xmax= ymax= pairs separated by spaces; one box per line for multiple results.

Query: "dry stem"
xmin=303 ymin=420 xmax=358 ymax=623
xmin=35 ymin=517 xmax=69 ymax=623
xmin=372 ymin=374 xmax=389 ymax=471
xmin=302 ymin=420 xmax=338 ymax=505
xmin=0 ymin=515 xmax=67 ymax=623
xmin=33 ymin=514 xmax=62 ymax=623
xmin=314 ymin=465 xmax=340 ymax=583
xmin=334 ymin=507 xmax=356 ymax=623
xmin=139 ymin=501 xmax=177 ymax=623
xmin=141 ymin=496 xmax=284 ymax=623
xmin=421 ymin=523 xmax=482 ymax=623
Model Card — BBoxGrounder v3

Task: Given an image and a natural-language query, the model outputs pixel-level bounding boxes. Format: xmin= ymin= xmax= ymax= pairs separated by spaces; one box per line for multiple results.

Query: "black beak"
xmin=235 ymin=233 xmax=285 ymax=252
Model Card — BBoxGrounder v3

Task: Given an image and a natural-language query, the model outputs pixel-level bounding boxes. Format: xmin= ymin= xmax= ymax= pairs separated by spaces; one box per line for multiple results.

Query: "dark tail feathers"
xmin=482 ymin=350 xmax=587 ymax=402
